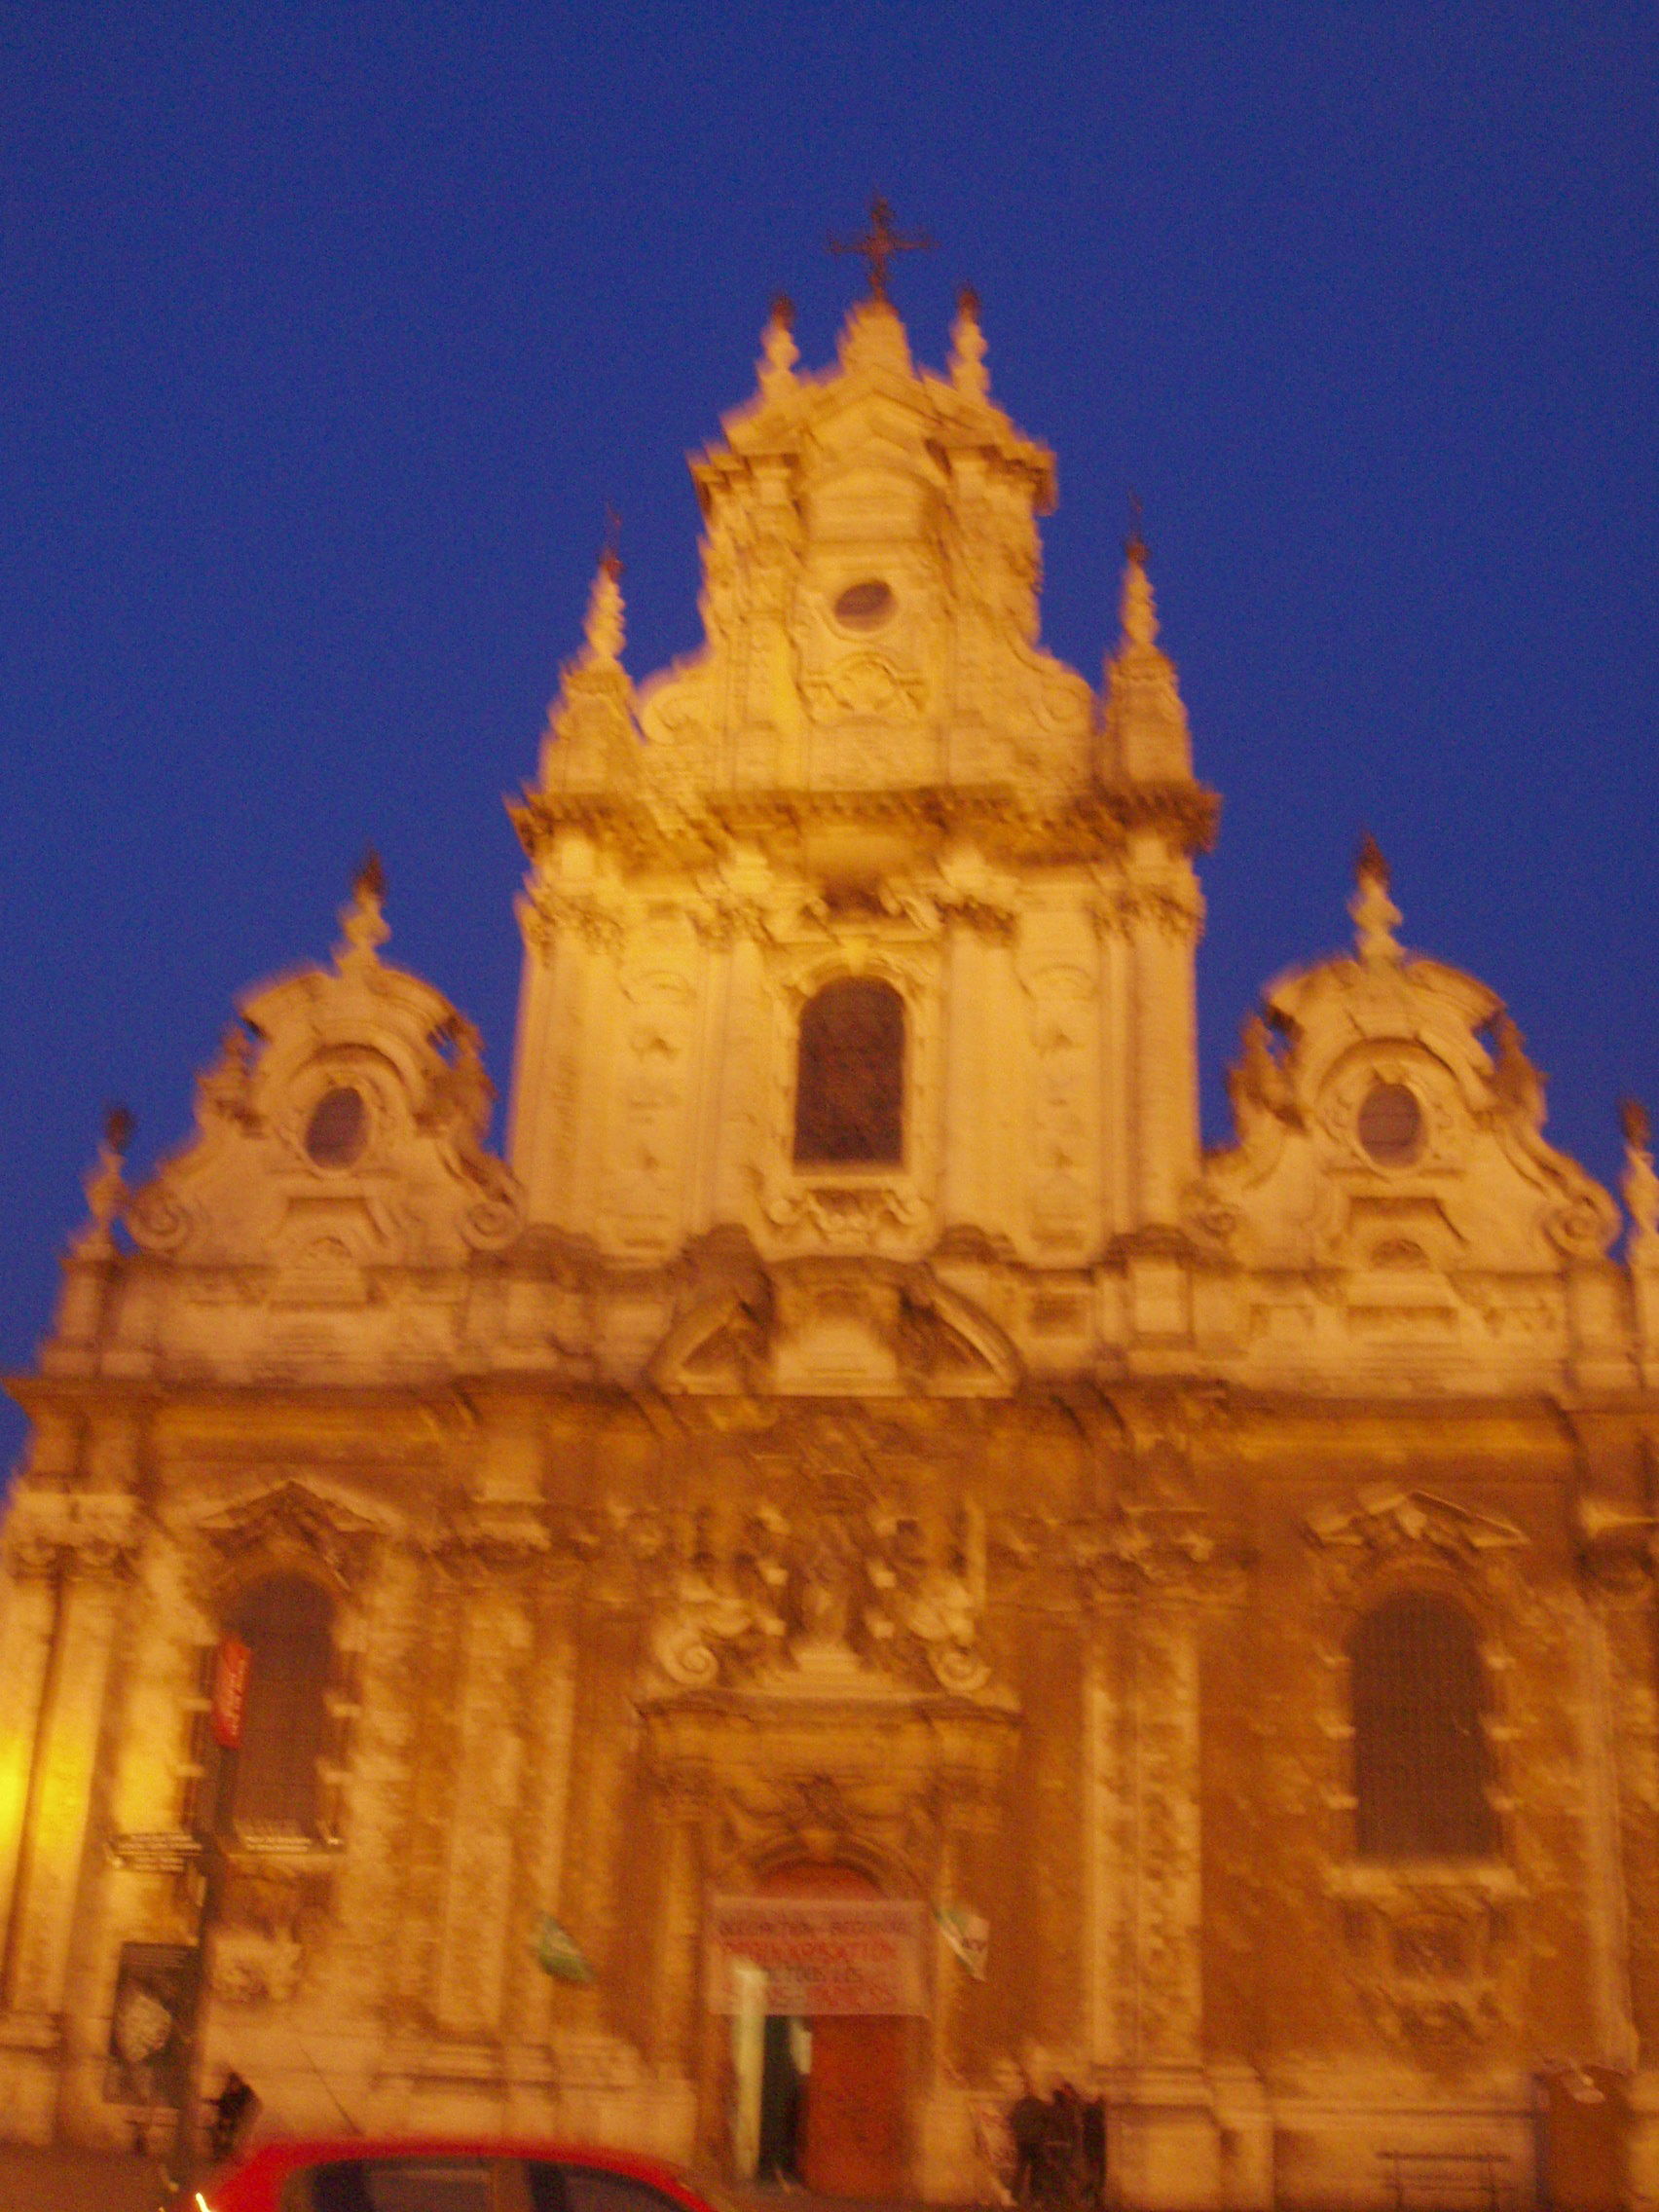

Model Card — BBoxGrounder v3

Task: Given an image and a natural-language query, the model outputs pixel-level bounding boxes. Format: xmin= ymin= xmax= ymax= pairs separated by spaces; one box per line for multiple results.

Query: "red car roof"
xmin=181 ymin=2138 xmax=722 ymax=2212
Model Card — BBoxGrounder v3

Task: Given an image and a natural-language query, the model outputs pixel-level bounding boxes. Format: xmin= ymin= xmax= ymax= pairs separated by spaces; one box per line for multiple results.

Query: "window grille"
xmin=793 ymin=977 xmax=905 ymax=1166
xmin=1351 ymin=1592 xmax=1497 ymax=1860
xmin=226 ymin=1574 xmax=335 ymax=1837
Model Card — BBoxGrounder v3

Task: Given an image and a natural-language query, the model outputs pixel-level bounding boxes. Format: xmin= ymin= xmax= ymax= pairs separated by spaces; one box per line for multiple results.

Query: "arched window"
xmin=793 ymin=978 xmax=904 ymax=1167
xmin=226 ymin=1574 xmax=335 ymax=1837
xmin=1351 ymin=1592 xmax=1497 ymax=1861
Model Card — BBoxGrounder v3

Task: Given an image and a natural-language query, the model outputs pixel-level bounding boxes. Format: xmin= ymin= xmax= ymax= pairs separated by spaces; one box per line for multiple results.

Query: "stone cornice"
xmin=511 ymin=778 xmax=1219 ymax=870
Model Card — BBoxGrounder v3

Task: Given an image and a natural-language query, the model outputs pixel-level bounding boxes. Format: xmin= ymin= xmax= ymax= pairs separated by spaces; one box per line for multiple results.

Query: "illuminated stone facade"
xmin=4 ymin=286 xmax=1659 ymax=2208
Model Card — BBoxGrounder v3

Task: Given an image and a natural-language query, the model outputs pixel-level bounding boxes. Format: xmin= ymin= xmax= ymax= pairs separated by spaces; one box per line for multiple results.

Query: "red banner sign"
xmin=707 ymin=1896 xmax=928 ymax=2016
xmin=209 ymin=1637 xmax=252 ymax=1750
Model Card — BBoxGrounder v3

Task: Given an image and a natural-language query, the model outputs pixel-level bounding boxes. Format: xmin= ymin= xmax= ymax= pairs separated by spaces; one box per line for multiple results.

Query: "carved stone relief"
xmin=198 ymin=1481 xmax=381 ymax=1599
xmin=1326 ymin=1862 xmax=1525 ymax=2058
xmin=645 ymin=1491 xmax=1001 ymax=1699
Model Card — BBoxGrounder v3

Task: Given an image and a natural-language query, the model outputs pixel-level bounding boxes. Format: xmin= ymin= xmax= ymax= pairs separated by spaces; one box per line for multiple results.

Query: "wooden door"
xmin=758 ymin=1861 xmax=909 ymax=2199
xmin=803 ymin=2012 xmax=906 ymax=2197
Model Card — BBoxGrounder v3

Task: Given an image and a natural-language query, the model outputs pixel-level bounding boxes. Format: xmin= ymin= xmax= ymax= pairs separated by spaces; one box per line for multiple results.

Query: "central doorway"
xmin=754 ymin=1862 xmax=908 ymax=2198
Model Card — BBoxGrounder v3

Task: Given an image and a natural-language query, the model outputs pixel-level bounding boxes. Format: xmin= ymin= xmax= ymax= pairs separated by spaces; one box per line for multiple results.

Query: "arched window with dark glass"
xmin=1350 ymin=1592 xmax=1497 ymax=1861
xmin=226 ymin=1574 xmax=335 ymax=1837
xmin=793 ymin=977 xmax=905 ymax=1166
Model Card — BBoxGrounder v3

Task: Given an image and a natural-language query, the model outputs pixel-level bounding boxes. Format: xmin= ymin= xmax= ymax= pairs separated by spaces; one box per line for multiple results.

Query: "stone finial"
xmin=1101 ymin=525 xmax=1193 ymax=781
xmin=1623 ymin=1097 xmax=1659 ymax=1254
xmin=1491 ymin=1012 xmax=1545 ymax=1124
xmin=582 ymin=550 xmax=625 ymax=666
xmin=1349 ymin=832 xmax=1403 ymax=963
xmin=337 ymin=848 xmax=390 ymax=971
xmin=950 ymin=285 xmax=988 ymax=400
xmin=198 ymin=1022 xmax=256 ymax=1124
xmin=1120 ymin=529 xmax=1159 ymax=650
xmin=71 ymin=1105 xmax=133 ymax=1257
xmin=758 ymin=296 xmax=798 ymax=398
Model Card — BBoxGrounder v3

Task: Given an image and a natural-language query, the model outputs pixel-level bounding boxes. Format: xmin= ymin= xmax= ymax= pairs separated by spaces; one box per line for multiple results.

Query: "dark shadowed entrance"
xmin=757 ymin=1862 xmax=908 ymax=2198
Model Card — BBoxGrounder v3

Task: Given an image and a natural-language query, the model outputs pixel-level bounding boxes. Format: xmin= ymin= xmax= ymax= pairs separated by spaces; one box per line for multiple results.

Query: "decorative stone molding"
xmin=3 ymin=1491 xmax=141 ymax=1582
xmin=1305 ymin=1488 xmax=1528 ymax=1570
xmin=1095 ymin=879 xmax=1206 ymax=943
xmin=689 ymin=893 xmax=776 ymax=949
xmin=1070 ymin=1503 xmax=1245 ymax=1604
xmin=428 ymin=1511 xmax=553 ymax=1585
xmin=522 ymin=886 xmax=627 ymax=956
xmin=200 ymin=1482 xmax=381 ymax=1596
xmin=1325 ymin=1859 xmax=1524 ymax=2057
xmin=801 ymin=651 xmax=929 ymax=722
xmin=643 ymin=1493 xmax=1004 ymax=1701
xmin=1576 ymin=1496 xmax=1657 ymax=1595
xmin=764 ymin=1179 xmax=925 ymax=1247
xmin=648 ymin=1256 xmax=1018 ymax=1396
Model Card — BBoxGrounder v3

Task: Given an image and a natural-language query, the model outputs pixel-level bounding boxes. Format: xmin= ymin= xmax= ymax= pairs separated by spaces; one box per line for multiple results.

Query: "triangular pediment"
xmin=200 ymin=1480 xmax=385 ymax=1592
xmin=1306 ymin=1487 xmax=1527 ymax=1559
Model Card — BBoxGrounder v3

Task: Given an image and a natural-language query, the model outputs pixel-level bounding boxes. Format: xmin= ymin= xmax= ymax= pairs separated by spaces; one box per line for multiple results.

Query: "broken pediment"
xmin=1305 ymin=1487 xmax=1528 ymax=1564
xmin=648 ymin=1254 xmax=1019 ymax=1398
xmin=199 ymin=1479 xmax=386 ymax=1595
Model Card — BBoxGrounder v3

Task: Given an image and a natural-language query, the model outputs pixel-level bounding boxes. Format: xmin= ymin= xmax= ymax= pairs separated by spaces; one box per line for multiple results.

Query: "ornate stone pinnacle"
xmin=950 ymin=285 xmax=988 ymax=399
xmin=338 ymin=849 xmax=390 ymax=970
xmin=72 ymin=1107 xmax=132 ymax=1256
xmin=103 ymin=1103 xmax=135 ymax=1158
xmin=1349 ymin=834 xmax=1403 ymax=962
xmin=583 ymin=551 xmax=625 ymax=666
xmin=758 ymin=296 xmax=798 ymax=396
xmin=1120 ymin=535 xmax=1160 ymax=650
xmin=1622 ymin=1097 xmax=1659 ymax=1250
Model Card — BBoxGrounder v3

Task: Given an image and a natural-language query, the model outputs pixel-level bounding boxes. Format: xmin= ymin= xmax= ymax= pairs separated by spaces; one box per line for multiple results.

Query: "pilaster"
xmin=429 ymin=1535 xmax=542 ymax=2041
xmin=509 ymin=873 xmax=623 ymax=1231
xmin=2 ymin=1537 xmax=132 ymax=2029
xmin=1122 ymin=856 xmax=1203 ymax=1235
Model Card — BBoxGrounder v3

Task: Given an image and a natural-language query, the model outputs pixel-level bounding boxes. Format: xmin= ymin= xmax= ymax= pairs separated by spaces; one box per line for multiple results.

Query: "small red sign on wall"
xmin=210 ymin=1637 xmax=252 ymax=1750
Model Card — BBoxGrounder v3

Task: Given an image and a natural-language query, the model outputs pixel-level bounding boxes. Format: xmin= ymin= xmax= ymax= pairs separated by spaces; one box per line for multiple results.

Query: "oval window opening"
xmin=305 ymin=1086 xmax=369 ymax=1169
xmin=1357 ymin=1082 xmax=1422 ymax=1165
xmin=833 ymin=579 xmax=895 ymax=632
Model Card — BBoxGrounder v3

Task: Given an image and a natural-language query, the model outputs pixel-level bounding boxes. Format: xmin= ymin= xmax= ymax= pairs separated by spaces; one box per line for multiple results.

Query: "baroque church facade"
xmin=4 ymin=276 xmax=1659 ymax=2208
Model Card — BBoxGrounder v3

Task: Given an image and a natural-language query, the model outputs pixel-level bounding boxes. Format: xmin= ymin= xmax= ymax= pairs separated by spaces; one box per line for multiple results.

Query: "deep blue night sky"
xmin=3 ymin=5 xmax=1655 ymax=1469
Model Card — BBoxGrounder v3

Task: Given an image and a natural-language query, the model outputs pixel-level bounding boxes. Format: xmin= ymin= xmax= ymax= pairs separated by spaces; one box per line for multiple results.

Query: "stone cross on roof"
xmin=829 ymin=195 xmax=934 ymax=304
